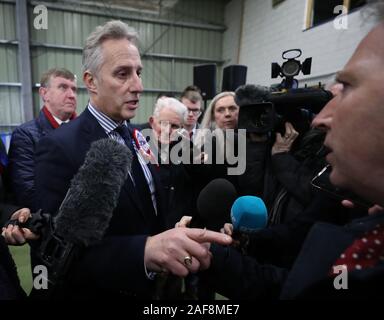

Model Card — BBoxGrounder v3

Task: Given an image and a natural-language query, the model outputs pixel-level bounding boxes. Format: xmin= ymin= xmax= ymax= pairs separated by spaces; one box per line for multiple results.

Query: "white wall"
xmin=224 ymin=0 xmax=377 ymax=87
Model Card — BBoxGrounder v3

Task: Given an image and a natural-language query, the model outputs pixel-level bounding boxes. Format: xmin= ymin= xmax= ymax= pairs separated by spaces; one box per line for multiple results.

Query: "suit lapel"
xmin=80 ymin=108 xmax=109 ymax=142
xmin=81 ymin=108 xmax=149 ymax=219
xmin=126 ymin=124 xmax=163 ymax=223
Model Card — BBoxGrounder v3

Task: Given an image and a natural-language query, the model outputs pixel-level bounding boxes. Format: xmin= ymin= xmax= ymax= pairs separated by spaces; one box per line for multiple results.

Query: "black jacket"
xmin=155 ymin=144 xmax=196 ymax=229
xmin=33 ymin=108 xmax=166 ymax=299
xmin=8 ymin=110 xmax=55 ymax=210
xmin=203 ymin=212 xmax=384 ymax=300
xmin=239 ymin=129 xmax=327 ymax=225
xmin=0 ymin=138 xmax=26 ymax=300
xmin=0 ymin=235 xmax=26 ymax=300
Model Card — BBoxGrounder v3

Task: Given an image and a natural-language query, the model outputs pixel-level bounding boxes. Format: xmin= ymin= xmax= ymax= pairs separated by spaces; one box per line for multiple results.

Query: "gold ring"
xmin=183 ymin=255 xmax=193 ymax=266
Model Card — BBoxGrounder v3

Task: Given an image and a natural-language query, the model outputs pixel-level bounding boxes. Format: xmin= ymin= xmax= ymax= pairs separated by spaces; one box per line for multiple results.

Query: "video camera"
xmin=236 ymin=49 xmax=333 ymax=134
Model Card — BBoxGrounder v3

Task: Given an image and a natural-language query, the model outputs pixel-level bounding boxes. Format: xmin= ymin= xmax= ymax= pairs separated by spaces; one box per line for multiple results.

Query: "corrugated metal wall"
xmin=0 ymin=1 xmax=21 ymax=134
xmin=0 ymin=0 xmax=226 ymax=136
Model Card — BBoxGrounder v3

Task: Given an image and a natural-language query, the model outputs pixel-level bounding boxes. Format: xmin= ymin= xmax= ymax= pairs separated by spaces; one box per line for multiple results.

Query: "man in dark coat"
xmin=0 ymin=138 xmax=33 ymax=300
xmin=0 ymin=231 xmax=25 ymax=300
xmin=7 ymin=68 xmax=77 ymax=210
xmin=31 ymin=20 xmax=231 ymax=299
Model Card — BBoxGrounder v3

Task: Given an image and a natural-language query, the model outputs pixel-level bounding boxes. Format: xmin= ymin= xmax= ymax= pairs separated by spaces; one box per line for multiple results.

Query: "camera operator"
xmin=197 ymin=12 xmax=384 ymax=298
xmin=236 ymin=85 xmax=328 ymax=226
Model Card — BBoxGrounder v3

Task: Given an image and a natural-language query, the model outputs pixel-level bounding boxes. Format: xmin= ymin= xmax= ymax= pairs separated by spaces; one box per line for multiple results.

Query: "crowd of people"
xmin=1 ymin=0 xmax=384 ymax=300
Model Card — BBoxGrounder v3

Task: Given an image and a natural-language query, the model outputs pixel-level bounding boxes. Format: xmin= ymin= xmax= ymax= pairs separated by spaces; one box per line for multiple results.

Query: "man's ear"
xmin=149 ymin=116 xmax=155 ymax=129
xmin=83 ymin=71 xmax=97 ymax=94
xmin=39 ymin=86 xmax=48 ymax=102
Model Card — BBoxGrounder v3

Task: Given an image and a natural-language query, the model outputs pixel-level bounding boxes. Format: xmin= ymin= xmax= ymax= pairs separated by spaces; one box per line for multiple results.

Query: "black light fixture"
xmin=271 ymin=49 xmax=312 ymax=89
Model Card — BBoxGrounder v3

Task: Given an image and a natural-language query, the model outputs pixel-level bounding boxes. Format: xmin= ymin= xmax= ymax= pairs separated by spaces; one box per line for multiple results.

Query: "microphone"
xmin=235 ymin=84 xmax=271 ymax=107
xmin=53 ymin=138 xmax=132 ymax=245
xmin=30 ymin=138 xmax=132 ymax=298
xmin=189 ymin=178 xmax=237 ymax=231
xmin=231 ymin=196 xmax=268 ymax=234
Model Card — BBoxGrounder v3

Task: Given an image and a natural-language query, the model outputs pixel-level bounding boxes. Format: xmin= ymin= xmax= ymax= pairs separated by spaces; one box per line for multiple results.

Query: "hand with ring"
xmin=143 ymin=227 xmax=232 ymax=277
xmin=184 ymin=255 xmax=193 ymax=266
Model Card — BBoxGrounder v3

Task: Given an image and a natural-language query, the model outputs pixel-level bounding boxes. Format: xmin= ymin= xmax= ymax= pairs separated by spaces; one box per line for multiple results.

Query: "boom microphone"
xmin=53 ymin=138 xmax=132 ymax=245
xmin=189 ymin=178 xmax=237 ymax=231
xmin=235 ymin=84 xmax=271 ymax=107
xmin=29 ymin=138 xmax=132 ymax=298
xmin=231 ymin=196 xmax=268 ymax=233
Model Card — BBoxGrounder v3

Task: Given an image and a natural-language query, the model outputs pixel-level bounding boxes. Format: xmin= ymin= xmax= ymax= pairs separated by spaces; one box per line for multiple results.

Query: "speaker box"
xmin=193 ymin=64 xmax=217 ymax=100
xmin=222 ymin=65 xmax=248 ymax=92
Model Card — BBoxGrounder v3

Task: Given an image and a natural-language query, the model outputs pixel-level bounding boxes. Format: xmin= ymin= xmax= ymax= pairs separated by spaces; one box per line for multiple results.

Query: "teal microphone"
xmin=231 ymin=196 xmax=268 ymax=233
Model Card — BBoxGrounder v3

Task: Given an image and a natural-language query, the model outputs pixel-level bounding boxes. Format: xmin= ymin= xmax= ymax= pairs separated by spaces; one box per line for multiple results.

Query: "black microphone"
xmin=30 ymin=138 xmax=132 ymax=297
xmin=53 ymin=138 xmax=132 ymax=246
xmin=189 ymin=178 xmax=237 ymax=231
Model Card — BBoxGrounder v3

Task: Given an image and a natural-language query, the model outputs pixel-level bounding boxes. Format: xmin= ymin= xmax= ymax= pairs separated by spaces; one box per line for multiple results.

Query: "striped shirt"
xmin=88 ymin=103 xmax=157 ymax=214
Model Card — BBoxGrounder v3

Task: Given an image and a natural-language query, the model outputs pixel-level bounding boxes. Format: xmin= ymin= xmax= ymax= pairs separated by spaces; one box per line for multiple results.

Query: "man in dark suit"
xmin=7 ymin=68 xmax=77 ymax=210
xmin=31 ymin=20 xmax=231 ymax=299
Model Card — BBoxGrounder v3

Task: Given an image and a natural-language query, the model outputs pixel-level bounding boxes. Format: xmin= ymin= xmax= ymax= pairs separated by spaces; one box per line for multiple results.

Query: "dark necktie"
xmin=115 ymin=125 xmax=156 ymax=216
xmin=331 ymin=224 xmax=384 ymax=272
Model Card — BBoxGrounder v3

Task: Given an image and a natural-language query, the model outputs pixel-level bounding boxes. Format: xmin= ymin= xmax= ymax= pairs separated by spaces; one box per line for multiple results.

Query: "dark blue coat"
xmin=0 ymin=235 xmax=26 ymax=300
xmin=8 ymin=110 xmax=55 ymax=210
xmin=33 ymin=108 xmax=165 ymax=298
xmin=0 ymin=139 xmax=26 ymax=300
xmin=205 ymin=213 xmax=384 ymax=299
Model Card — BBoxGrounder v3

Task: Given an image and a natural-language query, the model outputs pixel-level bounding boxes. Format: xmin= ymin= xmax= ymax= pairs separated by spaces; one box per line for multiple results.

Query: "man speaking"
xmin=33 ymin=20 xmax=231 ymax=299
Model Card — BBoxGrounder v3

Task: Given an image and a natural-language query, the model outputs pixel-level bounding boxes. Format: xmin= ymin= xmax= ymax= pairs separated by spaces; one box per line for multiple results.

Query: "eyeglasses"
xmin=187 ymin=108 xmax=201 ymax=116
xmin=311 ymin=164 xmax=371 ymax=209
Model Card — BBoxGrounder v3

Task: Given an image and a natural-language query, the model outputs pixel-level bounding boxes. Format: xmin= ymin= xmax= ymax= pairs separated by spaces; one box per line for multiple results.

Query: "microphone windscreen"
xmin=54 ymin=138 xmax=132 ymax=246
xmin=231 ymin=196 xmax=268 ymax=233
xmin=235 ymin=84 xmax=271 ymax=107
xmin=192 ymin=178 xmax=237 ymax=231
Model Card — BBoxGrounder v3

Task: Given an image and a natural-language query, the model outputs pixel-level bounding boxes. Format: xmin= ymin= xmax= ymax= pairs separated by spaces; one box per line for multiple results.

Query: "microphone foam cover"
xmin=231 ymin=196 xmax=268 ymax=233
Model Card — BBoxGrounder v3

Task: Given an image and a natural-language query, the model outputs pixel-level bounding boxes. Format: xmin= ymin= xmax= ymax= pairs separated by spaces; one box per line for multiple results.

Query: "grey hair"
xmin=200 ymin=91 xmax=236 ymax=130
xmin=195 ymin=91 xmax=236 ymax=159
xmin=82 ymin=20 xmax=139 ymax=76
xmin=153 ymin=97 xmax=188 ymax=123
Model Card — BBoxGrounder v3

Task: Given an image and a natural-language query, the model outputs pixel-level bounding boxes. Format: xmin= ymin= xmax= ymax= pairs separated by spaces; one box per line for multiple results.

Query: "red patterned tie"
xmin=331 ymin=224 xmax=384 ymax=272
